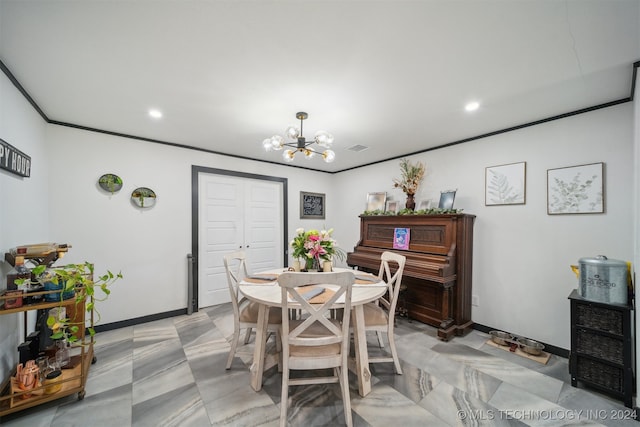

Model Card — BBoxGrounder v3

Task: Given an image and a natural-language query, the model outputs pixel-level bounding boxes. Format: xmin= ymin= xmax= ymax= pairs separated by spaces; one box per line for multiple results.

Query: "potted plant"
xmin=21 ymin=262 xmax=122 ymax=344
xmin=392 ymin=158 xmax=425 ymax=210
xmin=98 ymin=173 xmax=123 ymax=194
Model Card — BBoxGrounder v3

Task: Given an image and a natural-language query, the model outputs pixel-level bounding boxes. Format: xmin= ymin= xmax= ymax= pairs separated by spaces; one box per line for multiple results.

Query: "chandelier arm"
xmin=282 ymin=141 xmax=319 ymax=153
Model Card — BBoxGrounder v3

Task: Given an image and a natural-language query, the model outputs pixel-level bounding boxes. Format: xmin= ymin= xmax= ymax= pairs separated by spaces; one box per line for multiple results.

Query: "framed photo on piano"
xmin=438 ymin=190 xmax=456 ymax=210
xmin=366 ymin=192 xmax=387 ymax=212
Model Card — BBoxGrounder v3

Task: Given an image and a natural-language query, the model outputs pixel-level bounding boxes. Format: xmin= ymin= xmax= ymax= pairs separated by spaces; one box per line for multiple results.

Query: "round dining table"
xmin=239 ymin=267 xmax=387 ymax=397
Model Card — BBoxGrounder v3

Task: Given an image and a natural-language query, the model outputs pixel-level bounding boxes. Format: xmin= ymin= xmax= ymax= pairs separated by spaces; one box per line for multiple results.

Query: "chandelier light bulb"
xmin=283 ymin=149 xmax=295 ymax=162
xmin=314 ymin=130 xmax=334 ymax=147
xmin=270 ymin=135 xmax=284 ymax=150
xmin=262 ymin=138 xmax=273 ymax=152
xmin=322 ymin=149 xmax=336 ymax=163
xmin=285 ymin=126 xmax=300 ymax=140
xmin=304 ymin=149 xmax=315 ymax=159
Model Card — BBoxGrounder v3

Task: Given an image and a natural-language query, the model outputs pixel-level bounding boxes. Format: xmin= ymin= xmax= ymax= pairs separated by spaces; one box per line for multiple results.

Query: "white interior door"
xmin=198 ymin=173 xmax=283 ymax=308
xmin=244 ymin=180 xmax=282 ymax=273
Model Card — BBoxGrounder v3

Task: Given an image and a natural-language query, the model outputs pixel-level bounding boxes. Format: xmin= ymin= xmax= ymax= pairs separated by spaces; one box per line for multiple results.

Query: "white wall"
xmin=0 ymin=72 xmax=50 ymax=373
xmin=1 ymin=70 xmax=635 ymax=357
xmin=335 ymin=103 xmax=634 ymax=349
xmin=44 ymin=125 xmax=334 ymax=325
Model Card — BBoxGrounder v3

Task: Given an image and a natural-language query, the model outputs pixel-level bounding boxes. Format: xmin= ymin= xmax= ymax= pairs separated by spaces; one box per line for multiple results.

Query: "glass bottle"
xmin=55 ymin=340 xmax=70 ymax=368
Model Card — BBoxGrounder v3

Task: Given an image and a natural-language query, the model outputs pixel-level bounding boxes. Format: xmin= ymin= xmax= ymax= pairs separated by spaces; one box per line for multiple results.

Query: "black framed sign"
xmin=0 ymin=138 xmax=31 ymax=178
xmin=300 ymin=191 xmax=325 ymax=219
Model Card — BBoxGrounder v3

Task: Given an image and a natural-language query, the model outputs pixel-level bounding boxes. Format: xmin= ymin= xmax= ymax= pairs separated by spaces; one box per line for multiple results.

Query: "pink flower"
xmin=309 ymin=245 xmax=327 ymax=259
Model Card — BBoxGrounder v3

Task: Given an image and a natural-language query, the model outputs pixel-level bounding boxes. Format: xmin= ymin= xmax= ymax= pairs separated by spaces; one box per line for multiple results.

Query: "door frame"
xmin=191 ymin=165 xmax=288 ymax=313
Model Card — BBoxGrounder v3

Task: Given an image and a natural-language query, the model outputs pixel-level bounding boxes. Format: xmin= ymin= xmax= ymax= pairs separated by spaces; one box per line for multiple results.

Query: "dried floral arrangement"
xmin=392 ymin=158 xmax=425 ymax=195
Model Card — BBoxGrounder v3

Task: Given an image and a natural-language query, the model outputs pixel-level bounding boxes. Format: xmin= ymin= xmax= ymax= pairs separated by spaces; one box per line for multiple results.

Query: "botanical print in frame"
xmin=366 ymin=192 xmax=386 ymax=212
xmin=300 ymin=191 xmax=325 ymax=219
xmin=547 ymin=162 xmax=604 ymax=215
xmin=485 ymin=162 xmax=526 ymax=206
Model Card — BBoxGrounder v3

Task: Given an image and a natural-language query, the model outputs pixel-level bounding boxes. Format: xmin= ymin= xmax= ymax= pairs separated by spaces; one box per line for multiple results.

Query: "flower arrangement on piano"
xmin=392 ymin=158 xmax=425 ymax=196
xmin=290 ymin=228 xmax=346 ymax=270
xmin=393 ymin=157 xmax=425 ymax=210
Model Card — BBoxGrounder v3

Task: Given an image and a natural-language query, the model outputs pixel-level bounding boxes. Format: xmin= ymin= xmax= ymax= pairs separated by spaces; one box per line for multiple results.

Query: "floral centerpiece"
xmin=393 ymin=158 xmax=425 ymax=210
xmin=290 ymin=228 xmax=346 ymax=271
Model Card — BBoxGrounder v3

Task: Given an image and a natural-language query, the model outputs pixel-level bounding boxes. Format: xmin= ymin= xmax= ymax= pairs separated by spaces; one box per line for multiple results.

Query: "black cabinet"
xmin=568 ymin=289 xmax=634 ymax=407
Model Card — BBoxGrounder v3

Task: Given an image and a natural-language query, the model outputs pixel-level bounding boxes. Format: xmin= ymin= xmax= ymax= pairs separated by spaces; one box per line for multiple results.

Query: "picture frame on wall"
xmin=366 ymin=192 xmax=387 ymax=211
xmin=485 ymin=161 xmax=526 ymax=206
xmin=547 ymin=162 xmax=604 ymax=215
xmin=300 ymin=191 xmax=326 ymax=219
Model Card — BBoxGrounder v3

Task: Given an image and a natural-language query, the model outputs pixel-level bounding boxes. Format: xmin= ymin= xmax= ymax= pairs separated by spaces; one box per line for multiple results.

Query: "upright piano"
xmin=347 ymin=213 xmax=475 ymax=340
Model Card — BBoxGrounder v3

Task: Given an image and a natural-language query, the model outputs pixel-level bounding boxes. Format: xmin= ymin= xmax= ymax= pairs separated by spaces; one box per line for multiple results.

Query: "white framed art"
xmin=485 ymin=162 xmax=526 ymax=206
xmin=547 ymin=162 xmax=604 ymax=215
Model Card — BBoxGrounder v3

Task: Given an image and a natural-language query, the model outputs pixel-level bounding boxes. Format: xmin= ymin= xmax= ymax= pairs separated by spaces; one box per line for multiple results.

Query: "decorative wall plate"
xmin=131 ymin=187 xmax=156 ymax=208
xmin=98 ymin=173 xmax=123 ymax=193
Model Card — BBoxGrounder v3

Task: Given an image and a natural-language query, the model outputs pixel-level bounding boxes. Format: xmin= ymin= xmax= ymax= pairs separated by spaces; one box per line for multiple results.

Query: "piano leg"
xmin=438 ymin=319 xmax=456 ymax=341
xmin=437 ymin=285 xmax=455 ymax=340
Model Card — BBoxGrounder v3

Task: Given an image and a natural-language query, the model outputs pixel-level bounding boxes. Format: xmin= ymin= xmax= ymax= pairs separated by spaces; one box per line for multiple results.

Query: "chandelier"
xmin=262 ymin=112 xmax=336 ymax=163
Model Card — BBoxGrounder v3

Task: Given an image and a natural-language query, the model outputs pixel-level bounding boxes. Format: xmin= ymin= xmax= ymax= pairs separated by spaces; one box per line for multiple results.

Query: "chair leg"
xmin=226 ymin=327 xmax=241 ymax=370
xmin=387 ymin=329 xmax=403 ymax=375
xmin=338 ymin=364 xmax=353 ymax=427
xmin=244 ymin=327 xmax=253 ymax=344
xmin=276 ymin=330 xmax=283 ymax=372
xmin=280 ymin=368 xmax=289 ymax=427
xmin=376 ymin=330 xmax=385 ymax=348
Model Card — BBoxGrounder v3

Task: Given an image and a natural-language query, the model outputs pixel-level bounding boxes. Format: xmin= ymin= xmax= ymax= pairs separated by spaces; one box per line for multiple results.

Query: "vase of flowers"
xmin=393 ymin=158 xmax=425 ymax=210
xmin=290 ymin=228 xmax=346 ymax=271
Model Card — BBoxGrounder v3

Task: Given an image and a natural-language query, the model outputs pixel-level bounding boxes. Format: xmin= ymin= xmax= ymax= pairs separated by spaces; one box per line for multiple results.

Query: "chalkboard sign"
xmin=300 ymin=192 xmax=325 ymax=219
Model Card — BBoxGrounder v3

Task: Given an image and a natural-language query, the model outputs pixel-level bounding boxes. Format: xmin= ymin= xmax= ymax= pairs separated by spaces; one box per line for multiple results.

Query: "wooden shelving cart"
xmin=0 ymin=277 xmax=95 ymax=417
xmin=0 ymin=291 xmax=95 ymax=417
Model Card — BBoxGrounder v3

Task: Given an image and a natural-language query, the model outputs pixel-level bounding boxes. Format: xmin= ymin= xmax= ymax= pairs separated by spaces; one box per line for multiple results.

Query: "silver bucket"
xmin=578 ymin=255 xmax=628 ymax=305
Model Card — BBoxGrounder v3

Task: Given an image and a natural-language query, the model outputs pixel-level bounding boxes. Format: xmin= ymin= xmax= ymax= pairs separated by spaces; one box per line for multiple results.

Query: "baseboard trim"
xmin=93 ymin=308 xmax=189 ymax=333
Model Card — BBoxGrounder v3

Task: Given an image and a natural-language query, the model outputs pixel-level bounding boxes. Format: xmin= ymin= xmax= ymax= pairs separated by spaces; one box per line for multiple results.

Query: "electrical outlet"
xmin=472 ymin=295 xmax=479 ymax=307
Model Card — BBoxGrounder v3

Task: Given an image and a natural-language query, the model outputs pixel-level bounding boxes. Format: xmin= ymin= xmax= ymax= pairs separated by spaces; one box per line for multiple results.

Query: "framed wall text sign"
xmin=300 ymin=191 xmax=325 ymax=219
xmin=0 ymin=138 xmax=31 ymax=178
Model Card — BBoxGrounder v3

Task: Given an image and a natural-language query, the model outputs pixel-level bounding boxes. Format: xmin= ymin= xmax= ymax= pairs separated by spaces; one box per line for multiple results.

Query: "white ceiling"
xmin=1 ymin=0 xmax=638 ymax=173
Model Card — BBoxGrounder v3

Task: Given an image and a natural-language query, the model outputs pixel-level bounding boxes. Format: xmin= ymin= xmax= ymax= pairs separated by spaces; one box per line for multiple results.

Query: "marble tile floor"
xmin=2 ymin=303 xmax=638 ymax=427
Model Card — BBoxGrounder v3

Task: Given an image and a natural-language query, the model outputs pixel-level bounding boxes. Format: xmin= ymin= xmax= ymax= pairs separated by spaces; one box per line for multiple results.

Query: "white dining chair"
xmin=223 ymin=250 xmax=282 ymax=370
xmin=277 ymin=271 xmax=355 ymax=427
xmin=360 ymin=251 xmax=406 ymax=374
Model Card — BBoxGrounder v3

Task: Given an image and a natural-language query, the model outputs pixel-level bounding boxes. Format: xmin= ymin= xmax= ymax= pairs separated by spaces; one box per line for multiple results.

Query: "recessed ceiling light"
xmin=148 ymin=109 xmax=163 ymax=119
xmin=465 ymin=101 xmax=480 ymax=112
